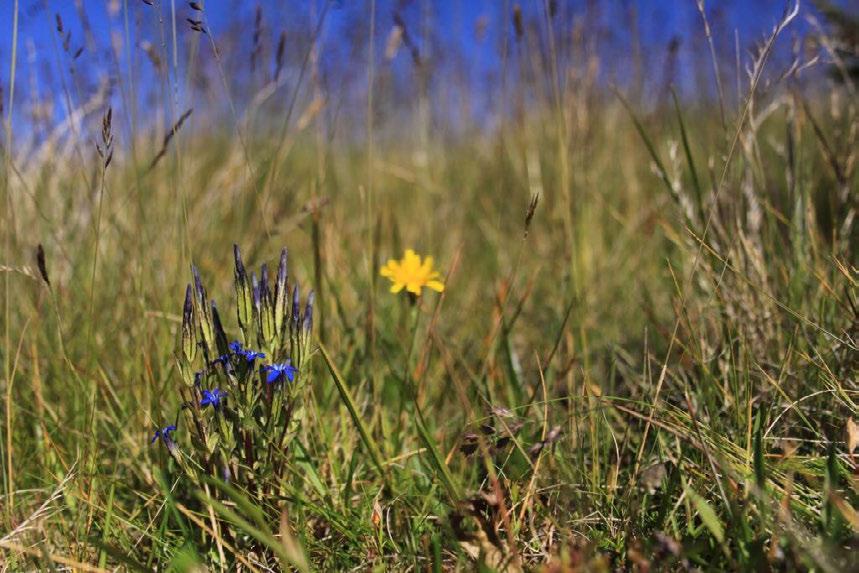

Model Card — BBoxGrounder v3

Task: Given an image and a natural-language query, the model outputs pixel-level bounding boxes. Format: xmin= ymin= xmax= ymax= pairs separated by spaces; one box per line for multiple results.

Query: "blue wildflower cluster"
xmin=149 ymin=245 xmax=315 ymax=496
xmin=229 ymin=340 xmax=265 ymax=364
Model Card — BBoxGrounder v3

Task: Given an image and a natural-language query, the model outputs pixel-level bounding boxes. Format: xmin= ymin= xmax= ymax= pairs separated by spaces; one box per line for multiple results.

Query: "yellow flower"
xmin=380 ymin=249 xmax=445 ymax=295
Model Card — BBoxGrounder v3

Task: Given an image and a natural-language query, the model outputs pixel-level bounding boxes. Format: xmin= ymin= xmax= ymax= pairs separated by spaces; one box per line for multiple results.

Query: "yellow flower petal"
xmin=379 ymin=249 xmax=444 ymax=297
xmin=404 ymin=249 xmax=420 ymax=269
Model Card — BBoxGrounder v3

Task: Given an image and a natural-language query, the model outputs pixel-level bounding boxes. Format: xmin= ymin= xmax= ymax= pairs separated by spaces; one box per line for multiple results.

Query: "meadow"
xmin=1 ymin=1 xmax=857 ymax=570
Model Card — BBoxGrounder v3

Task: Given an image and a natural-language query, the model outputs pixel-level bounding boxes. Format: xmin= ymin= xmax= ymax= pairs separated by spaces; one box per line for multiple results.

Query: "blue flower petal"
xmin=244 ymin=350 xmax=265 ymax=363
xmin=151 ymin=425 xmax=177 ymax=446
xmin=263 ymin=361 xmax=297 ymax=384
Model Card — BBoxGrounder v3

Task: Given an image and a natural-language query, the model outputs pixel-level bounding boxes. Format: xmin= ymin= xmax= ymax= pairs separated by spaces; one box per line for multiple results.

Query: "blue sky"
xmin=0 ymin=1 xmax=846 ymax=135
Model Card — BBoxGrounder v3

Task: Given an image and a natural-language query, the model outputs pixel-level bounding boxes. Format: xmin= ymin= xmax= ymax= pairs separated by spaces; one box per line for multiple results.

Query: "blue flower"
xmin=150 ymin=425 xmax=177 ymax=445
xmin=264 ymin=361 xmax=297 ymax=385
xmin=241 ymin=349 xmax=266 ymax=363
xmin=228 ymin=340 xmax=265 ymax=364
xmin=200 ymin=388 xmax=227 ymax=409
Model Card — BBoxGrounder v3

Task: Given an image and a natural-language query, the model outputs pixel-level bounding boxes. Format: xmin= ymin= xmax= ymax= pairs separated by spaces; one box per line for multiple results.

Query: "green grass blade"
xmin=413 ymin=403 xmax=461 ymax=501
xmin=196 ymin=488 xmax=309 ymax=573
xmin=671 ymin=87 xmax=705 ymax=219
xmin=319 ymin=342 xmax=387 ymax=480
xmin=613 ymin=88 xmax=674 ymax=196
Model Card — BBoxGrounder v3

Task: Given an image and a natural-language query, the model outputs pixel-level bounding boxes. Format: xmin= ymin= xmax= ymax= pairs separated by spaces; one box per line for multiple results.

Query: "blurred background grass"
xmin=1 ymin=0 xmax=857 ymax=570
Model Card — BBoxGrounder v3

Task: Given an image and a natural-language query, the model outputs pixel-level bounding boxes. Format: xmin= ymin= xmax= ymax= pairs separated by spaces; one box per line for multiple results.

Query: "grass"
xmin=1 ymin=1 xmax=857 ymax=571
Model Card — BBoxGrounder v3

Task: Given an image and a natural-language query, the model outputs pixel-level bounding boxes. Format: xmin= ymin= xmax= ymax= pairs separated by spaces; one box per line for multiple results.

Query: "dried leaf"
xmin=639 ymin=462 xmax=668 ymax=494
xmin=460 ymin=432 xmax=479 ymax=456
xmin=384 ymin=25 xmax=403 ymax=60
xmin=296 ymin=96 xmax=325 ymax=131
xmin=279 ymin=508 xmax=310 ymax=573
xmin=847 ymin=418 xmax=858 ymax=455
xmin=371 ymin=499 xmax=383 ymax=528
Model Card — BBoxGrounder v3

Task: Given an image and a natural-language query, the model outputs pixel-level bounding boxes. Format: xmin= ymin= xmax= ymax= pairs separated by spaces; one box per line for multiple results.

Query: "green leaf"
xmin=688 ymin=487 xmax=725 ymax=544
xmin=205 ymin=431 xmax=220 ymax=454
xmin=274 ymin=248 xmax=289 ymax=340
xmin=753 ymin=411 xmax=765 ymax=487
xmin=233 ymin=244 xmax=254 ymax=338
xmin=181 ymin=284 xmax=197 ymax=363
